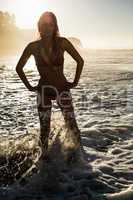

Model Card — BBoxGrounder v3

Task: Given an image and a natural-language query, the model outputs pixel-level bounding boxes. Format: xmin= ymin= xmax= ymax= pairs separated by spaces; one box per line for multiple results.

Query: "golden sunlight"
xmin=12 ymin=0 xmax=47 ymax=29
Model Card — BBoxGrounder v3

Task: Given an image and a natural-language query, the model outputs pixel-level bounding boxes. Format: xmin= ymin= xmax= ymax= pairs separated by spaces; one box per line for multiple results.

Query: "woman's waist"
xmin=38 ymin=78 xmax=49 ymax=85
xmin=38 ymin=75 xmax=67 ymax=84
xmin=37 ymin=77 xmax=69 ymax=92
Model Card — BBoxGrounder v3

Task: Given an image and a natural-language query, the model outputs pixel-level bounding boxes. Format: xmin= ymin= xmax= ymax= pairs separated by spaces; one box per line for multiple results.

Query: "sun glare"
xmin=12 ymin=0 xmax=47 ymax=29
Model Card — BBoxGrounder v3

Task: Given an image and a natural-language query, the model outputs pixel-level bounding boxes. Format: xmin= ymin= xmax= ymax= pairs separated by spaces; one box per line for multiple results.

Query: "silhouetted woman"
xmin=16 ymin=11 xmax=84 ymax=161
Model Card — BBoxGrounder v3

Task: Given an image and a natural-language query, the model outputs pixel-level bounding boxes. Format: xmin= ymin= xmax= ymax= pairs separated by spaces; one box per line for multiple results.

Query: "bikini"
xmin=35 ymin=39 xmax=66 ymax=99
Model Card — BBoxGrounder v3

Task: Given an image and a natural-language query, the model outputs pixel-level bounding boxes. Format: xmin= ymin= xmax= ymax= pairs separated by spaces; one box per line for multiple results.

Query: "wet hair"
xmin=37 ymin=11 xmax=63 ymax=65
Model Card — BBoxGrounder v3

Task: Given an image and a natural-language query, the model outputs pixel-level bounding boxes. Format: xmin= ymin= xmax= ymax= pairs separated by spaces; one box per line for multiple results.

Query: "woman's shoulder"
xmin=58 ymin=36 xmax=72 ymax=50
xmin=29 ymin=37 xmax=66 ymax=45
xmin=29 ymin=39 xmax=40 ymax=47
xmin=25 ymin=39 xmax=40 ymax=54
xmin=26 ymin=37 xmax=68 ymax=51
xmin=57 ymin=36 xmax=69 ymax=51
xmin=58 ymin=36 xmax=67 ymax=44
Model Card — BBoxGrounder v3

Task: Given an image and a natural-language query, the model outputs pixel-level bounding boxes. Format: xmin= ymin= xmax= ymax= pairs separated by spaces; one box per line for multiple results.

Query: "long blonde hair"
xmin=37 ymin=11 xmax=63 ymax=65
xmin=37 ymin=11 xmax=60 ymax=39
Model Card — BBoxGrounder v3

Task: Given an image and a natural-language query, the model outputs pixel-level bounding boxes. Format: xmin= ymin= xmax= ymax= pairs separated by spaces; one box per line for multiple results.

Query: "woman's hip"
xmin=37 ymin=84 xmax=71 ymax=101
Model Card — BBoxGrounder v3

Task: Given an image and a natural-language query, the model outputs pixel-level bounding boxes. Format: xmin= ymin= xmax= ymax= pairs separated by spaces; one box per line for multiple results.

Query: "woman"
xmin=16 ymin=11 xmax=84 ymax=161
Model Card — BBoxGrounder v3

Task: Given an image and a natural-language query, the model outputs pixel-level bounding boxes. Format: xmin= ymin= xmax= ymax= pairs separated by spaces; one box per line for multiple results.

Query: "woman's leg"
xmin=56 ymin=90 xmax=82 ymax=149
xmin=37 ymin=90 xmax=52 ymax=159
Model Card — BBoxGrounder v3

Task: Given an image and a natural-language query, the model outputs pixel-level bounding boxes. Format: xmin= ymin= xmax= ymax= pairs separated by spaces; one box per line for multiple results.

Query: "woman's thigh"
xmin=37 ymin=84 xmax=58 ymax=100
xmin=36 ymin=90 xmax=52 ymax=126
xmin=56 ymin=90 xmax=78 ymax=128
xmin=57 ymin=89 xmax=73 ymax=109
xmin=37 ymin=90 xmax=52 ymax=110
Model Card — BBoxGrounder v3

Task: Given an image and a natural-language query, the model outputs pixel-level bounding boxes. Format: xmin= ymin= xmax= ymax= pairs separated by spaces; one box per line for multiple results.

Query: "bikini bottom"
xmin=37 ymin=84 xmax=70 ymax=100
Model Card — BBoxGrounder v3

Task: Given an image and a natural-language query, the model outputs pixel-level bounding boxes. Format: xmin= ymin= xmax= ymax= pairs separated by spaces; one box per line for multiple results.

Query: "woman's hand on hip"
xmin=65 ymin=81 xmax=78 ymax=90
xmin=28 ymin=85 xmax=39 ymax=92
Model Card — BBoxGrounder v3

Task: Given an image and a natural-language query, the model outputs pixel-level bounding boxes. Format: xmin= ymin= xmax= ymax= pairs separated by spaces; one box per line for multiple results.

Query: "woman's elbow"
xmin=16 ymin=66 xmax=20 ymax=73
xmin=16 ymin=65 xmax=22 ymax=74
xmin=78 ymin=57 xmax=84 ymax=66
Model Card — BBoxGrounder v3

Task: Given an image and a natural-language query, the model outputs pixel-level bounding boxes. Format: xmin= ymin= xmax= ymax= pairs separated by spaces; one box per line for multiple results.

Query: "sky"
xmin=0 ymin=0 xmax=133 ymax=49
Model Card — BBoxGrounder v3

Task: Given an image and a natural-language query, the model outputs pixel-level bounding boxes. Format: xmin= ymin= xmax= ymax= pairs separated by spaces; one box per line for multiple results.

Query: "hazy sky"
xmin=0 ymin=0 xmax=133 ymax=48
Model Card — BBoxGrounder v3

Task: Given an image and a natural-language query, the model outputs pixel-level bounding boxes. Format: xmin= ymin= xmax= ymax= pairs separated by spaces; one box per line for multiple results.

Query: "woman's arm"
xmin=16 ymin=43 xmax=34 ymax=91
xmin=62 ymin=37 xmax=84 ymax=87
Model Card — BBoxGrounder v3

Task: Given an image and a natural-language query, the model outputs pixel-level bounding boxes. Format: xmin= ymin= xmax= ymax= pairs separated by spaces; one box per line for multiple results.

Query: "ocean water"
xmin=0 ymin=49 xmax=133 ymax=199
